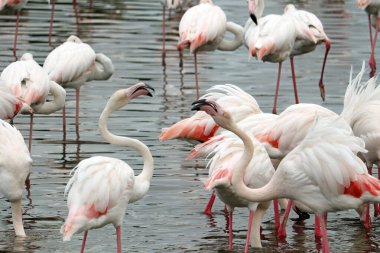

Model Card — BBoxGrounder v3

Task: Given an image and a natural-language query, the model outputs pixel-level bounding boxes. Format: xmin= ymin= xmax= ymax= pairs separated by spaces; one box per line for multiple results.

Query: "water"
xmin=0 ymin=0 xmax=379 ymax=252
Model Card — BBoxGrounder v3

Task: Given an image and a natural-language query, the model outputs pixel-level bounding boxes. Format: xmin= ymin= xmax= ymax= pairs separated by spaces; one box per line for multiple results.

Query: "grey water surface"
xmin=0 ymin=0 xmax=379 ymax=252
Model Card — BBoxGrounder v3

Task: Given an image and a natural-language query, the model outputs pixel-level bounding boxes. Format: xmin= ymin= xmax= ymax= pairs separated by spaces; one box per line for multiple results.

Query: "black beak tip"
xmin=191 ymin=98 xmax=206 ymax=106
xmin=144 ymin=83 xmax=155 ymax=92
xmin=250 ymin=14 xmax=257 ymax=25
xmin=147 ymin=92 xmax=153 ymax=97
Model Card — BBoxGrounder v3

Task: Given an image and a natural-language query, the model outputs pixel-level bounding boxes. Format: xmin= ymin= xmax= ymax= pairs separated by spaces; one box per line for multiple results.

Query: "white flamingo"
xmin=61 ymin=82 xmax=154 ymax=253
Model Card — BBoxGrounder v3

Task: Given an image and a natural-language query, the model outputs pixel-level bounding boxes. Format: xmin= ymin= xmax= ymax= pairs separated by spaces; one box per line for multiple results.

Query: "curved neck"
xmin=217 ymin=22 xmax=244 ymax=51
xmin=33 ymin=81 xmax=66 ymax=114
xmin=226 ymin=120 xmax=279 ymax=203
xmin=256 ymin=0 xmax=265 ymax=20
xmin=99 ymin=103 xmax=154 ymax=201
xmin=88 ymin=53 xmax=114 ymax=81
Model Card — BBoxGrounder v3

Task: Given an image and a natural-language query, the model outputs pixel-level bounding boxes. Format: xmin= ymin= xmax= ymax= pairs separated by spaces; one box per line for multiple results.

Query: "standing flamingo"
xmin=0 ymin=119 xmax=32 ymax=237
xmin=357 ymin=0 xmax=380 ymax=77
xmin=193 ymin=98 xmax=380 ymax=253
xmin=61 ymin=82 xmax=154 ymax=253
xmin=43 ymin=35 xmax=114 ymax=140
xmin=244 ymin=1 xmax=316 ymax=113
xmin=196 ymin=123 xmax=274 ymax=252
xmin=0 ymin=0 xmax=28 ymax=57
xmin=284 ymin=4 xmax=331 ymax=102
xmin=177 ymin=0 xmax=244 ymax=98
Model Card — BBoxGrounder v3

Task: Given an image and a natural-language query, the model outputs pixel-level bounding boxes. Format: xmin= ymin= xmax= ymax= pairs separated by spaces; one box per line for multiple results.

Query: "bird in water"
xmin=61 ymin=82 xmax=154 ymax=253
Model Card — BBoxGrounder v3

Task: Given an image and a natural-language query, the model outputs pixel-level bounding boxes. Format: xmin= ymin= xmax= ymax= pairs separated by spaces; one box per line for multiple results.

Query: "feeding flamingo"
xmin=177 ymin=0 xmax=244 ymax=98
xmin=0 ymin=119 xmax=32 ymax=237
xmin=43 ymin=35 xmax=114 ymax=140
xmin=194 ymin=98 xmax=380 ymax=253
xmin=61 ymin=82 xmax=154 ymax=253
xmin=244 ymin=0 xmax=317 ymax=114
xmin=357 ymin=0 xmax=380 ymax=77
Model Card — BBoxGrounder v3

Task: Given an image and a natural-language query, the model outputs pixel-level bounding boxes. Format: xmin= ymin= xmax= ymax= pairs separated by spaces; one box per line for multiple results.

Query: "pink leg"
xmin=194 ymin=52 xmax=200 ymax=99
xmin=369 ymin=14 xmax=374 ymax=49
xmin=62 ymin=104 xmax=67 ymax=141
xmin=244 ymin=211 xmax=254 ymax=253
xmin=228 ymin=210 xmax=233 ymax=251
xmin=116 ymin=226 xmax=121 ymax=253
xmin=273 ymin=199 xmax=280 ymax=231
xmin=272 ymin=62 xmax=282 ymax=114
xmin=76 ymin=88 xmax=80 ymax=140
xmin=314 ymin=214 xmax=322 ymax=238
xmin=289 ymin=57 xmax=299 ymax=104
xmin=278 ymin=199 xmax=293 ymax=239
xmin=48 ymin=0 xmax=55 ymax=46
xmin=13 ymin=10 xmax=20 ymax=58
xmin=361 ymin=203 xmax=372 ymax=230
xmin=319 ymin=213 xmax=330 ymax=253
xmin=318 ymin=39 xmax=331 ymax=101
xmin=162 ymin=5 xmax=166 ymax=66
xmin=72 ymin=0 xmax=80 ymax=26
xmin=80 ymin=231 xmax=88 ymax=253
xmin=369 ymin=17 xmax=380 ymax=77
xmin=203 ymin=191 xmax=216 ymax=216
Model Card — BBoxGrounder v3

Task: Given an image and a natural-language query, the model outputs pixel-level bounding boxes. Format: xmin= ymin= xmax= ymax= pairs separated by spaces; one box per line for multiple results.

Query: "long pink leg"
xmin=76 ymin=88 xmax=80 ymax=140
xmin=162 ymin=5 xmax=166 ymax=66
xmin=244 ymin=211 xmax=254 ymax=253
xmin=277 ymin=199 xmax=293 ymax=239
xmin=80 ymin=231 xmax=88 ymax=253
xmin=116 ymin=226 xmax=121 ymax=253
xmin=361 ymin=203 xmax=371 ymax=230
xmin=369 ymin=14 xmax=374 ymax=49
xmin=272 ymin=62 xmax=282 ymax=114
xmin=273 ymin=199 xmax=280 ymax=231
xmin=203 ymin=191 xmax=216 ymax=216
xmin=13 ymin=10 xmax=20 ymax=58
xmin=314 ymin=214 xmax=321 ymax=238
xmin=228 ymin=210 xmax=233 ymax=251
xmin=194 ymin=52 xmax=200 ymax=99
xmin=369 ymin=17 xmax=380 ymax=77
xmin=319 ymin=213 xmax=330 ymax=253
xmin=48 ymin=0 xmax=55 ymax=46
xmin=72 ymin=0 xmax=80 ymax=26
xmin=318 ymin=39 xmax=331 ymax=101
xmin=289 ymin=57 xmax=299 ymax=104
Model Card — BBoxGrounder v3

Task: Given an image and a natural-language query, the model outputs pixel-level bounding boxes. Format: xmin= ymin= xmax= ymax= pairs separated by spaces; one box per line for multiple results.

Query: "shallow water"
xmin=0 ymin=0 xmax=380 ymax=252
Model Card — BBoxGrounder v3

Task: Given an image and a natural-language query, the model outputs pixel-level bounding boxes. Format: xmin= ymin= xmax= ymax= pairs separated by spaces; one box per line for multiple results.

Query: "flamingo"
xmin=43 ymin=35 xmax=114 ymax=140
xmin=197 ymin=121 xmax=274 ymax=252
xmin=284 ymin=4 xmax=331 ymax=102
xmin=357 ymin=0 xmax=380 ymax=77
xmin=61 ymin=82 xmax=154 ymax=253
xmin=0 ymin=0 xmax=28 ymax=58
xmin=0 ymin=119 xmax=32 ymax=237
xmin=177 ymin=0 xmax=244 ymax=98
xmin=244 ymin=0 xmax=317 ymax=114
xmin=193 ymin=98 xmax=380 ymax=253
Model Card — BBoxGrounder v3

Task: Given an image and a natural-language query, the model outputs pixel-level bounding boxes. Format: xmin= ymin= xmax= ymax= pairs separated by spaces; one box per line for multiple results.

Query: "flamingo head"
xmin=108 ymin=82 xmax=154 ymax=112
xmin=247 ymin=0 xmax=264 ymax=25
xmin=67 ymin=35 xmax=82 ymax=43
xmin=191 ymin=99 xmax=234 ymax=130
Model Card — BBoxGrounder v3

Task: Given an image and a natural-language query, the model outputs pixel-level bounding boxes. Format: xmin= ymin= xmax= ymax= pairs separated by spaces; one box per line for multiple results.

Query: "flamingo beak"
xmin=250 ymin=14 xmax=258 ymax=25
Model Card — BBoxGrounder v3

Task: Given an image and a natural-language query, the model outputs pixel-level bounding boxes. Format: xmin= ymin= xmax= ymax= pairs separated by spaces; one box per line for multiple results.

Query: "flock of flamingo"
xmin=1 ymin=0 xmax=380 ymax=252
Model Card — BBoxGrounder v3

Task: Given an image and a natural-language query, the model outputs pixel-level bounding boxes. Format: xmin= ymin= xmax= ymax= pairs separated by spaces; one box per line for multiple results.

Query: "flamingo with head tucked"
xmin=61 ymin=82 xmax=154 ymax=253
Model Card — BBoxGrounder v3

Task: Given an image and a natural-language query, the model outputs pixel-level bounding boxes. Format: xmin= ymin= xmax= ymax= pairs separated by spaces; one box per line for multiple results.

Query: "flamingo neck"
xmin=217 ymin=22 xmax=244 ymax=51
xmin=99 ymin=102 xmax=154 ymax=202
xmin=256 ymin=0 xmax=265 ymax=20
xmin=31 ymin=81 xmax=66 ymax=115
xmin=88 ymin=53 xmax=114 ymax=82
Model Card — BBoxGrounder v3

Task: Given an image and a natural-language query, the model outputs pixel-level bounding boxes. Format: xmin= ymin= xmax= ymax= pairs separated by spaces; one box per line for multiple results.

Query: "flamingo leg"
xmin=375 ymin=162 xmax=380 ymax=217
xmin=80 ymin=231 xmax=88 ymax=253
xmin=62 ymin=104 xmax=67 ymax=141
xmin=369 ymin=17 xmax=380 ymax=77
xmin=278 ymin=199 xmax=293 ymax=239
xmin=244 ymin=211 xmax=254 ymax=253
xmin=314 ymin=214 xmax=322 ymax=238
xmin=72 ymin=0 xmax=80 ymax=27
xmin=13 ymin=10 xmax=20 ymax=58
xmin=203 ymin=191 xmax=216 ymax=216
xmin=162 ymin=4 xmax=166 ymax=66
xmin=273 ymin=199 xmax=280 ymax=231
xmin=318 ymin=39 xmax=331 ymax=101
xmin=76 ymin=88 xmax=80 ymax=140
xmin=361 ymin=203 xmax=372 ymax=230
xmin=272 ymin=62 xmax=282 ymax=114
xmin=116 ymin=226 xmax=121 ymax=253
xmin=194 ymin=52 xmax=200 ymax=99
xmin=289 ymin=57 xmax=299 ymax=104
xmin=319 ymin=213 xmax=330 ymax=253
xmin=228 ymin=210 xmax=233 ymax=251
xmin=368 ymin=14 xmax=374 ymax=49
xmin=48 ymin=0 xmax=55 ymax=46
